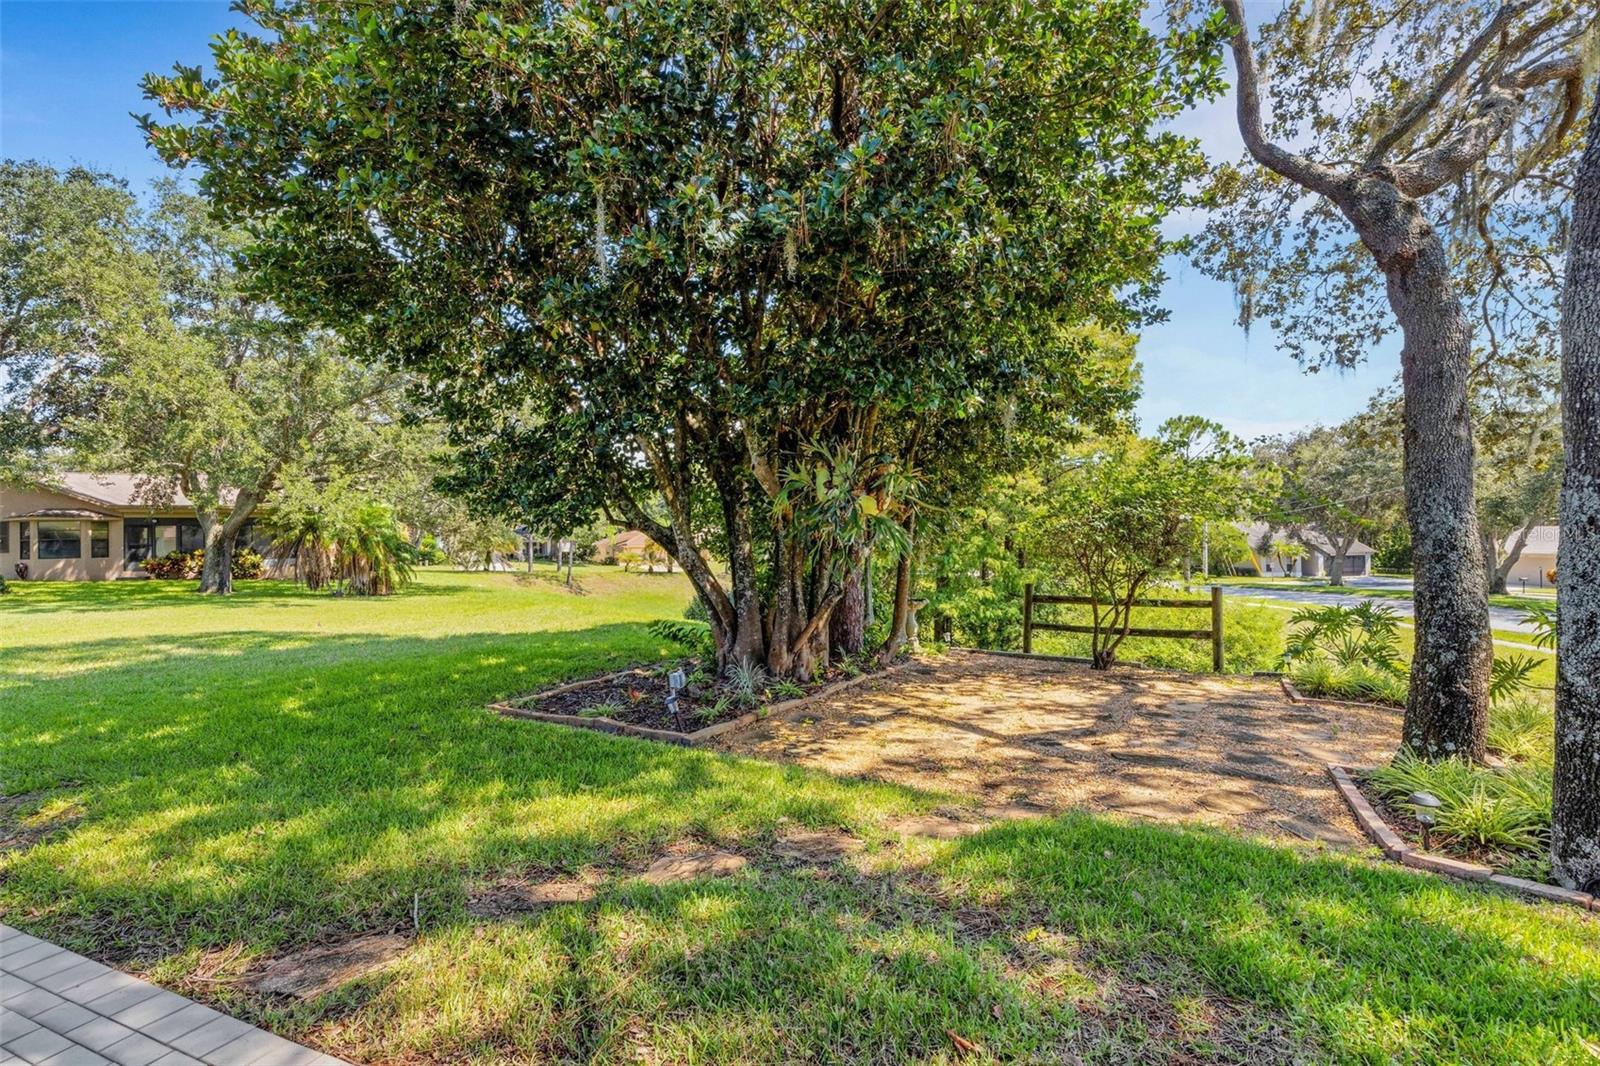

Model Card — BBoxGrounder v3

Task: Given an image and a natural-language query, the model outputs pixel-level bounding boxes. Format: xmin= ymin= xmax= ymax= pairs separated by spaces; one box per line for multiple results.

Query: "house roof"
xmin=1236 ymin=521 xmax=1376 ymax=558
xmin=1504 ymin=525 xmax=1559 ymax=554
xmin=1 ymin=507 xmax=117 ymax=521
xmin=43 ymin=473 xmax=195 ymax=509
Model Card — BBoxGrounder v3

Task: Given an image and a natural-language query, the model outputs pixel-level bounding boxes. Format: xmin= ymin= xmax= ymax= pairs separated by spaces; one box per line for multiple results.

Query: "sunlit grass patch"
xmin=2 ymin=571 xmax=1596 ymax=1063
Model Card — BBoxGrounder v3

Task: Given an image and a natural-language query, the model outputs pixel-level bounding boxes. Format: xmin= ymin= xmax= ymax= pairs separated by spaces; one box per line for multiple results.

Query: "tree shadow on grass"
xmin=0 ymin=623 xmax=917 ymax=953
xmin=3 ymin=623 xmax=1596 ymax=1064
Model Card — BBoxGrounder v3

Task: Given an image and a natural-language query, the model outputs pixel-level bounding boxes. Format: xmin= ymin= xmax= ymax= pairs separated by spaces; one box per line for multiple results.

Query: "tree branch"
xmin=1388 ymin=53 xmax=1582 ymax=197
xmin=1219 ymin=0 xmax=1346 ymax=199
xmin=1364 ymin=2 xmax=1533 ymax=168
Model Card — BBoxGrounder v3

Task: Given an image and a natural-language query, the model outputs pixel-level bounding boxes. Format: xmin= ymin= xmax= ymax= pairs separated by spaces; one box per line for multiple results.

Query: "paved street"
xmin=0 ymin=924 xmax=346 ymax=1066
xmin=1216 ymin=576 xmax=1541 ymax=635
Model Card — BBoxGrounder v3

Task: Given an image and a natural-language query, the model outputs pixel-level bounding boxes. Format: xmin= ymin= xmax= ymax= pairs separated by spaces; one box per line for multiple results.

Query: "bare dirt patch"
xmin=247 ymin=932 xmax=409 ymax=1000
xmin=717 ymin=650 xmax=1398 ymax=847
xmin=0 ymin=790 xmax=84 ymax=853
xmin=639 ymin=849 xmax=748 ymax=885
xmin=468 ymin=873 xmax=600 ymax=918
xmin=772 ymin=827 xmax=864 ymax=864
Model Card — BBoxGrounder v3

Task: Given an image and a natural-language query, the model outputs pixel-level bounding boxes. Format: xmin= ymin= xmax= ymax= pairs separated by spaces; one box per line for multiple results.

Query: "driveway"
xmin=719 ymin=650 xmax=1400 ymax=848
xmin=1218 ymin=577 xmax=1538 ymax=634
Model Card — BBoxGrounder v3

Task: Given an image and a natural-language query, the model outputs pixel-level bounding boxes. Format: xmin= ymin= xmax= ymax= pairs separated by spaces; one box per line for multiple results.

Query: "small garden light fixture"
xmin=666 ymin=669 xmax=687 ymax=731
xmin=1408 ymin=791 xmax=1442 ymax=850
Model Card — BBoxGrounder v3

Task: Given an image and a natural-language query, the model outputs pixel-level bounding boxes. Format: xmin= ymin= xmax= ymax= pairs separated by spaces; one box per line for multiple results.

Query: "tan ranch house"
xmin=0 ymin=474 xmax=262 ymax=581
xmin=1502 ymin=525 xmax=1559 ymax=589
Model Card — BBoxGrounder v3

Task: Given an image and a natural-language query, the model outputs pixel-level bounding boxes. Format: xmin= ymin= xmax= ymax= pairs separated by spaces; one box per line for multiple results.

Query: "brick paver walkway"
xmin=0 ymin=924 xmax=348 ymax=1066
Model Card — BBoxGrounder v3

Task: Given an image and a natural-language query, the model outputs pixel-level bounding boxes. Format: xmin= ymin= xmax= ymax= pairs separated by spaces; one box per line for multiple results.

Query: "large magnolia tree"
xmin=143 ymin=0 xmax=1223 ymax=678
xmin=1203 ymin=0 xmax=1597 ymax=762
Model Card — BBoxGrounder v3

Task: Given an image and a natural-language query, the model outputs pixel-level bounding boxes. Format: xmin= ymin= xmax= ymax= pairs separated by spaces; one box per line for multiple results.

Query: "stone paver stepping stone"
xmin=981 ymin=803 xmax=1051 ymax=823
xmin=1196 ymin=787 xmax=1271 ymax=816
xmin=1106 ymin=751 xmax=1188 ymax=769
xmin=468 ymin=878 xmax=596 ymax=917
xmin=1275 ymin=815 xmax=1362 ymax=848
xmin=887 ymin=813 xmax=989 ymax=839
xmin=1098 ymin=790 xmax=1203 ymax=821
xmin=773 ymin=828 xmax=864 ymax=863
xmin=641 ymin=850 xmax=748 ymax=885
xmin=249 ymin=932 xmax=409 ymax=1000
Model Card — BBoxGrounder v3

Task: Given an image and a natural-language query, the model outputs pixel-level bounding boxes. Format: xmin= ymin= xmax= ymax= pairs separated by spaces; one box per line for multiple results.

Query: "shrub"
xmin=1289 ymin=659 xmax=1408 ymax=705
xmin=1488 ymin=654 xmax=1542 ymax=703
xmin=726 ymin=660 xmax=766 ymax=708
xmin=12 ymin=562 xmax=27 ymax=580
xmin=144 ymin=550 xmax=203 ymax=580
xmin=1521 ymin=601 xmax=1557 ymax=650
xmin=1282 ymin=601 xmax=1404 ymax=675
xmin=231 ymin=547 xmax=264 ymax=580
xmin=337 ymin=501 xmax=414 ymax=595
xmin=647 ymin=618 xmax=714 ymax=659
xmin=1368 ymin=751 xmax=1551 ymax=855
xmin=0 ymin=573 xmax=8 ymax=594
xmin=414 ymin=534 xmax=448 ymax=566
xmin=1486 ymin=697 xmax=1554 ymax=764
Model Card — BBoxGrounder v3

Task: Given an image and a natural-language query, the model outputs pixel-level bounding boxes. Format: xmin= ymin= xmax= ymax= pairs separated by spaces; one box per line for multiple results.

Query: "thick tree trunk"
xmin=197 ymin=514 xmax=234 ymax=595
xmin=1552 ymin=84 xmax=1600 ymax=893
xmin=882 ymin=511 xmax=917 ymax=661
xmin=1328 ymin=551 xmax=1346 ymax=587
xmin=829 ymin=555 xmax=867 ymax=658
xmin=1347 ymin=179 xmax=1492 ymax=761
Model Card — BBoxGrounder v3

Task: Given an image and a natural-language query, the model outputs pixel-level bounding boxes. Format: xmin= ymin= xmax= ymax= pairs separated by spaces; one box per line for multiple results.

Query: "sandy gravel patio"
xmin=718 ymin=649 xmax=1403 ymax=847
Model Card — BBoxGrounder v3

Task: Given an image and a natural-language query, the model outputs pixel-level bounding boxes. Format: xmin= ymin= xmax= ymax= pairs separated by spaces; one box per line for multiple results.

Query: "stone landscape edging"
xmin=1326 ymin=764 xmax=1596 ymax=913
xmin=489 ymin=657 xmax=923 ymax=747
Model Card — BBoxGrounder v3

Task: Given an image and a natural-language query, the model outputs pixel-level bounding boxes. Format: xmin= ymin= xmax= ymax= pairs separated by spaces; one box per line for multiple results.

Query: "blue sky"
xmin=0 ymin=0 xmax=1401 ymax=438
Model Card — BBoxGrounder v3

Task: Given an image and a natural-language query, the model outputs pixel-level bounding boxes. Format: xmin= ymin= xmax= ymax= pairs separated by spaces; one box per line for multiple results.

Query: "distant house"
xmin=1501 ymin=525 xmax=1559 ymax=588
xmin=1235 ymin=521 xmax=1376 ymax=579
xmin=592 ymin=529 xmax=652 ymax=563
xmin=0 ymin=474 xmax=262 ymax=581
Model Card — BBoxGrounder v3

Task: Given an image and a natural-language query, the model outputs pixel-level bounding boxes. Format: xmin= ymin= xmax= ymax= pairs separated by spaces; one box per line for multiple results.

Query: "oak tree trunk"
xmin=1552 ymin=83 xmax=1600 ymax=893
xmin=197 ymin=515 xmax=234 ymax=595
xmin=1346 ymin=178 xmax=1492 ymax=761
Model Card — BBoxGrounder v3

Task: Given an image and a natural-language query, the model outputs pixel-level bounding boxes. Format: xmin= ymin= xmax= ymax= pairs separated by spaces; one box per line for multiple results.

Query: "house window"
xmin=125 ymin=520 xmax=154 ymax=563
xmin=20 ymin=523 xmax=31 ymax=560
xmin=37 ymin=521 xmax=82 ymax=559
xmin=91 ymin=521 xmax=110 ymax=559
xmin=0 ymin=521 xmax=8 ymax=553
xmin=177 ymin=521 xmax=204 ymax=553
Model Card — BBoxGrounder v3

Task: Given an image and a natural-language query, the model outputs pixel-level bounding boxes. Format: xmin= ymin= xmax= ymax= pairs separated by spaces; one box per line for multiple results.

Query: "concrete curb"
xmin=490 ymin=658 xmax=924 ymax=748
xmin=1326 ymin=765 xmax=1595 ymax=913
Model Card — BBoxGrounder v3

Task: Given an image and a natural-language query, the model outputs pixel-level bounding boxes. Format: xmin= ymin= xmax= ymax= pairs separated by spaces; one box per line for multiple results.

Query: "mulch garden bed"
xmin=492 ymin=657 xmax=903 ymax=745
xmin=1327 ymin=765 xmax=1595 ymax=912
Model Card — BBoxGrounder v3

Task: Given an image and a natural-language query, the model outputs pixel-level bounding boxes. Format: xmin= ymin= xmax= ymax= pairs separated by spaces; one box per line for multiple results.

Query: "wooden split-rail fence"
xmin=1021 ymin=584 xmax=1225 ymax=672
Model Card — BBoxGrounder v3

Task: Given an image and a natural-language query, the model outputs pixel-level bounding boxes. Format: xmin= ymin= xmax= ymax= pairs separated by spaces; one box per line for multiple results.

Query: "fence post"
xmin=1210 ymin=584 xmax=1224 ymax=672
xmin=1022 ymin=583 xmax=1034 ymax=654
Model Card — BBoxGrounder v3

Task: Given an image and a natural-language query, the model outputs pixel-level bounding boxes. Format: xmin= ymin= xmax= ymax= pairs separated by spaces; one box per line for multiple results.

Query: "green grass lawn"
xmin=3 ymin=572 xmax=1597 ymax=1064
